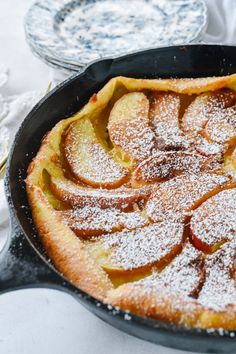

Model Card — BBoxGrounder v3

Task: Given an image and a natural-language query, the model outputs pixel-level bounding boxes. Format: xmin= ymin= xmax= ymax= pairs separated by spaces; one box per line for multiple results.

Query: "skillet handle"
xmin=0 ymin=218 xmax=72 ymax=294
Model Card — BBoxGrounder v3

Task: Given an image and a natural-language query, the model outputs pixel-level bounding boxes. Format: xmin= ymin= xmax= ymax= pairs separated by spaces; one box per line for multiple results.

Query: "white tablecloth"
xmin=0 ymin=1 xmax=236 ymax=353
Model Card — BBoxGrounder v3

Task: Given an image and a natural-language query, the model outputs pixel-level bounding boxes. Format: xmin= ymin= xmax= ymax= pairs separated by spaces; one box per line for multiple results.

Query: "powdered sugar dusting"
xmin=182 ymin=89 xmax=236 ymax=135
xmin=64 ymin=120 xmax=128 ymax=186
xmin=139 ymin=243 xmax=204 ymax=298
xmin=191 ymin=189 xmax=236 ymax=248
xmin=146 ymin=173 xmax=228 ymax=222
xmin=101 ymin=221 xmax=183 ymax=270
xmin=132 ymin=151 xmax=213 ymax=184
xmin=51 ymin=177 xmax=151 ymax=210
xmin=108 ymin=93 xmax=156 ymax=163
xmin=149 ymin=91 xmax=190 ymax=150
xmin=195 ymin=135 xmax=223 ymax=156
xmin=121 ymin=115 xmax=155 ymax=162
xmin=58 ymin=206 xmax=148 ymax=236
xmin=203 ymin=105 xmax=236 ymax=144
xmin=198 ymin=242 xmax=236 ymax=311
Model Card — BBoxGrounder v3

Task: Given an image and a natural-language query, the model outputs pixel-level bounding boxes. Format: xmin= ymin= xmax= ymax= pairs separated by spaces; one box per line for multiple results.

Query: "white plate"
xmin=25 ymin=0 xmax=207 ymax=70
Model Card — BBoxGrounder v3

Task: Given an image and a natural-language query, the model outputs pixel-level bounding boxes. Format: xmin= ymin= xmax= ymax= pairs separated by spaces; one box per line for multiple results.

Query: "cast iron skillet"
xmin=1 ymin=45 xmax=236 ymax=353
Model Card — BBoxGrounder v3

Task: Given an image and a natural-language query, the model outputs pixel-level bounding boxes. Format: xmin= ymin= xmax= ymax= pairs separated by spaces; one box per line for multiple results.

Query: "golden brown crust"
xmin=26 ymin=183 xmax=113 ymax=300
xmin=106 ymin=282 xmax=236 ymax=330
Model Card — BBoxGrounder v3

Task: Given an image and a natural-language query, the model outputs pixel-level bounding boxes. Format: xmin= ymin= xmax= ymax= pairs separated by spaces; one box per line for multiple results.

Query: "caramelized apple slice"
xmin=108 ymin=92 xmax=155 ymax=163
xmin=152 ymin=242 xmax=205 ymax=299
xmin=63 ymin=119 xmax=129 ymax=188
xmin=131 ymin=152 xmax=214 ymax=187
xmin=105 ymin=243 xmax=205 ymax=325
xmin=107 ymin=242 xmax=204 ymax=304
xmin=201 ymin=105 xmax=236 ymax=145
xmin=198 ymin=242 xmax=236 ymax=317
xmin=182 ymin=89 xmax=236 ymax=135
xmin=195 ymin=135 xmax=224 ymax=157
xmin=149 ymin=91 xmax=190 ymax=150
xmin=50 ymin=174 xmax=151 ymax=211
xmin=146 ymin=173 xmax=229 ymax=222
xmin=57 ymin=206 xmax=148 ymax=238
xmin=86 ymin=221 xmax=184 ymax=274
xmin=106 ymin=242 xmax=236 ymax=328
xmin=190 ymin=189 xmax=236 ymax=253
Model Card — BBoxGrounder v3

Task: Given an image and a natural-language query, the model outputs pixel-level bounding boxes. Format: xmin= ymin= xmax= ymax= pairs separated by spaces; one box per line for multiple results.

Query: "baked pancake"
xmin=26 ymin=75 xmax=236 ymax=329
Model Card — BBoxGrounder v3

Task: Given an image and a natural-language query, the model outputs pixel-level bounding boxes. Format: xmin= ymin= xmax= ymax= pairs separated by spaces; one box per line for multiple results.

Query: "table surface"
xmin=0 ymin=1 xmax=228 ymax=354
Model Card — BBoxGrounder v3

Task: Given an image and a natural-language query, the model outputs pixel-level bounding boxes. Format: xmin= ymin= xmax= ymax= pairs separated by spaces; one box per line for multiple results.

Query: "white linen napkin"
xmin=0 ymin=86 xmax=42 ymax=246
xmin=0 ymin=0 xmax=236 ymax=248
xmin=204 ymin=0 xmax=236 ymax=44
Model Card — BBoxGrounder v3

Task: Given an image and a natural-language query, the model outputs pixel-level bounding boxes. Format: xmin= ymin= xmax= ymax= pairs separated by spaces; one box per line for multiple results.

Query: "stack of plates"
xmin=25 ymin=0 xmax=208 ymax=73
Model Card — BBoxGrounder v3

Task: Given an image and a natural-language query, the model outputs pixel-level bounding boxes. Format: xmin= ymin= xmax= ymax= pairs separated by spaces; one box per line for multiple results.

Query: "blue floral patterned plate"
xmin=25 ymin=0 xmax=208 ymax=70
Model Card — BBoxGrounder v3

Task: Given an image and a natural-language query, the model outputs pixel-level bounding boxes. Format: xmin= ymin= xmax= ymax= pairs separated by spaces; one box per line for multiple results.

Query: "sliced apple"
xmin=63 ymin=119 xmax=129 ymax=188
xmin=106 ymin=242 xmax=236 ymax=328
xmin=131 ymin=151 xmax=213 ymax=187
xmin=86 ymin=221 xmax=184 ymax=274
xmin=50 ymin=173 xmax=152 ymax=211
xmin=149 ymin=91 xmax=190 ymax=150
xmin=108 ymin=242 xmax=205 ymax=312
xmin=182 ymin=89 xmax=236 ymax=135
xmin=195 ymin=135 xmax=224 ymax=157
xmin=57 ymin=206 xmax=148 ymax=238
xmin=198 ymin=242 xmax=236 ymax=318
xmin=190 ymin=189 xmax=236 ymax=253
xmin=161 ymin=242 xmax=205 ymax=299
xmin=108 ymin=92 xmax=155 ymax=163
xmin=149 ymin=91 xmax=180 ymax=128
xmin=201 ymin=105 xmax=236 ymax=145
xmin=146 ymin=173 xmax=230 ymax=223
xmin=143 ymin=242 xmax=205 ymax=298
